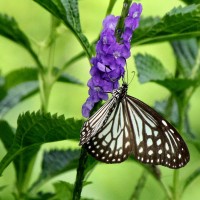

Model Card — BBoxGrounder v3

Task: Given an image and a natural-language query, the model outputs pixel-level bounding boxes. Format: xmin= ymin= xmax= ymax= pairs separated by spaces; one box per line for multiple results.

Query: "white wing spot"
xmin=109 ymin=154 xmax=112 ymax=157
xmin=158 ymin=149 xmax=162 ymax=154
xmin=94 ymin=141 xmax=97 ymax=145
xmin=173 ymin=159 xmax=176 ymax=162
xmin=119 ymin=149 xmax=123 ymax=155
xmin=102 ymin=156 xmax=105 ymax=160
xmin=154 ymin=131 xmax=158 ymax=137
xmin=112 ymin=159 xmax=116 ymax=162
xmin=162 ymin=120 xmax=168 ymax=126
xmin=92 ymin=150 xmax=95 ymax=153
xmin=178 ymin=154 xmax=181 ymax=159
xmin=147 ymin=138 xmax=153 ymax=147
xmin=157 ymin=139 xmax=161 ymax=146
xmin=167 ymin=154 xmax=170 ymax=158
xmin=96 ymin=145 xmax=100 ymax=149
xmin=100 ymin=149 xmax=104 ymax=153
xmin=148 ymin=150 xmax=153 ymax=155
xmin=139 ymin=147 xmax=143 ymax=153
xmin=118 ymin=158 xmax=121 ymax=162
xmin=165 ymin=143 xmax=169 ymax=151
xmin=125 ymin=141 xmax=130 ymax=148
xmin=88 ymin=146 xmax=91 ymax=149
xmin=145 ymin=125 xmax=152 ymax=136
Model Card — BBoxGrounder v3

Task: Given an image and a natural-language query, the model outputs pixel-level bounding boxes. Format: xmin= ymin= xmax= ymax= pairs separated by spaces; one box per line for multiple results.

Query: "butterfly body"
xmin=80 ymin=83 xmax=190 ymax=168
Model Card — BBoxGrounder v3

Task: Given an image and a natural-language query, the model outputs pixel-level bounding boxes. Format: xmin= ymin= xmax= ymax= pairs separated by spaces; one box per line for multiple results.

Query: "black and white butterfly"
xmin=80 ymin=83 xmax=190 ymax=168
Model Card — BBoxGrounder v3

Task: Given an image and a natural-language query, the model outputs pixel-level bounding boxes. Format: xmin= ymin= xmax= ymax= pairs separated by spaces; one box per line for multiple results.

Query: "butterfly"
xmin=80 ymin=83 xmax=190 ymax=168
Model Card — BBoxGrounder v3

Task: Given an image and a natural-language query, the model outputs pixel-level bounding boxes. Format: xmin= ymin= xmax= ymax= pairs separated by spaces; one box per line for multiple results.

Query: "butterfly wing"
xmin=82 ymin=89 xmax=190 ymax=168
xmin=84 ymin=98 xmax=133 ymax=163
xmin=126 ymin=95 xmax=190 ymax=168
xmin=80 ymin=97 xmax=117 ymax=145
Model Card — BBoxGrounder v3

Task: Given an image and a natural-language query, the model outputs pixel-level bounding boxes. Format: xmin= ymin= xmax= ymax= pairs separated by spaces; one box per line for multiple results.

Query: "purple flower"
xmin=82 ymin=3 xmax=142 ymax=118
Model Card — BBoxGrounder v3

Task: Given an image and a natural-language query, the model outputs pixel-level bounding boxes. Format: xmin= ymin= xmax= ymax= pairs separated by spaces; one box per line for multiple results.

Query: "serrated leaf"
xmin=0 ymin=120 xmax=39 ymax=194
xmin=0 ymin=111 xmax=84 ymax=175
xmin=29 ymin=149 xmax=81 ymax=193
xmin=0 ymin=14 xmax=31 ymax=49
xmin=171 ymin=38 xmax=198 ymax=77
xmin=132 ymin=4 xmax=200 ymax=45
xmin=134 ymin=53 xmax=169 ymax=83
xmin=183 ymin=168 xmax=200 ymax=192
xmin=52 ymin=181 xmax=73 ymax=200
xmin=33 ymin=0 xmax=92 ymax=57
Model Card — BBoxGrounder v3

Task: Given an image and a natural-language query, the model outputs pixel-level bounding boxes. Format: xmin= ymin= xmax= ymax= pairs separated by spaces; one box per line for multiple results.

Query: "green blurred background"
xmin=0 ymin=0 xmax=200 ymax=199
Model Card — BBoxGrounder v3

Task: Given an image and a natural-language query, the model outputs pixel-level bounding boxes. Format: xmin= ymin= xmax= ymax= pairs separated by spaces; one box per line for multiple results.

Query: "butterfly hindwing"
xmin=125 ymin=95 xmax=190 ymax=168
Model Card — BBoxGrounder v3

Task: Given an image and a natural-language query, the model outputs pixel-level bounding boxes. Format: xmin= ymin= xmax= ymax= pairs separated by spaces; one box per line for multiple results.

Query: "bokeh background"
xmin=0 ymin=0 xmax=200 ymax=199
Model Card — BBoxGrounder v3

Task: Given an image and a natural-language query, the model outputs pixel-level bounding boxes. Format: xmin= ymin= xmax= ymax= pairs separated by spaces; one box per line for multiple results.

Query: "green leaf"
xmin=0 ymin=68 xmax=83 ymax=116
xmin=156 ymin=78 xmax=196 ymax=93
xmin=154 ymin=98 xmax=179 ymax=126
xmin=52 ymin=181 xmax=74 ymax=200
xmin=33 ymin=0 xmax=92 ymax=57
xmin=0 ymin=14 xmax=31 ymax=49
xmin=132 ymin=4 xmax=200 ymax=45
xmin=134 ymin=53 xmax=169 ymax=83
xmin=183 ymin=168 xmax=200 ymax=192
xmin=0 ymin=120 xmax=39 ymax=195
xmin=180 ymin=0 xmax=200 ymax=4
xmin=0 ymin=81 xmax=39 ymax=117
xmin=0 ymin=185 xmax=7 ymax=192
xmin=0 ymin=111 xmax=84 ymax=175
xmin=171 ymin=38 xmax=198 ymax=77
xmin=29 ymin=149 xmax=81 ymax=193
xmin=0 ymin=76 xmax=6 ymax=101
xmin=0 ymin=120 xmax=15 ymax=151
xmin=5 ymin=67 xmax=83 ymax=89
xmin=5 ymin=68 xmax=38 ymax=89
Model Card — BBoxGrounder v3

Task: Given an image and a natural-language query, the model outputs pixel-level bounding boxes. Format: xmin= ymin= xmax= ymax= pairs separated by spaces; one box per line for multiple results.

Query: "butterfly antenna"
xmin=128 ymin=71 xmax=135 ymax=86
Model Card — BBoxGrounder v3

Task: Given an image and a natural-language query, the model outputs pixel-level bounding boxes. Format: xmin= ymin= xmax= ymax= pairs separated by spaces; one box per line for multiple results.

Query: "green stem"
xmin=130 ymin=170 xmax=147 ymax=200
xmin=106 ymin=0 xmax=118 ymax=16
xmin=115 ymin=0 xmax=132 ymax=42
xmin=39 ymin=16 xmax=57 ymax=113
xmin=72 ymin=147 xmax=88 ymax=200
xmin=172 ymin=96 xmax=185 ymax=200
xmin=173 ymin=170 xmax=180 ymax=200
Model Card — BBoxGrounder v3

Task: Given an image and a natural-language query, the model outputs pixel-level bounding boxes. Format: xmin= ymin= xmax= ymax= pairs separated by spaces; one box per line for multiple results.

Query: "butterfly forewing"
xmin=80 ymin=97 xmax=117 ymax=145
xmin=80 ymin=84 xmax=190 ymax=168
xmin=84 ymin=99 xmax=133 ymax=163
